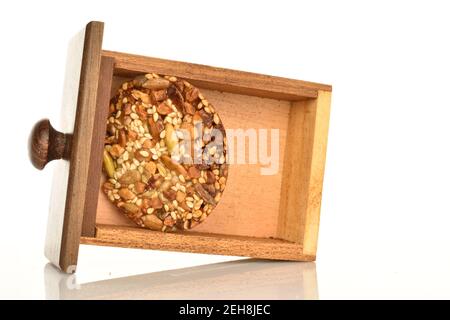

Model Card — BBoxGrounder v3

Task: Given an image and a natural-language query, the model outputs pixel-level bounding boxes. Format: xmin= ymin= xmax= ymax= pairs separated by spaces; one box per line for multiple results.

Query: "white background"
xmin=1 ymin=0 xmax=450 ymax=299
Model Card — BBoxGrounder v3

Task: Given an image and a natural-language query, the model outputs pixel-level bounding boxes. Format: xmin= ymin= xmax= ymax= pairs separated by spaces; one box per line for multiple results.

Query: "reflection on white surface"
xmin=45 ymin=259 xmax=318 ymax=300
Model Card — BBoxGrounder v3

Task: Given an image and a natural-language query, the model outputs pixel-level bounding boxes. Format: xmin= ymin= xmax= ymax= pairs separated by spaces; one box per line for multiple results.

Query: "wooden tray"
xmin=29 ymin=21 xmax=332 ymax=273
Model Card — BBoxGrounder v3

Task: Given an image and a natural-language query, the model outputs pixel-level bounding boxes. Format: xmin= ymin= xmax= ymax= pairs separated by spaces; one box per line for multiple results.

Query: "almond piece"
xmin=142 ymin=214 xmax=163 ymax=230
xmin=121 ymin=203 xmax=140 ymax=216
xmin=142 ymin=78 xmax=170 ymax=90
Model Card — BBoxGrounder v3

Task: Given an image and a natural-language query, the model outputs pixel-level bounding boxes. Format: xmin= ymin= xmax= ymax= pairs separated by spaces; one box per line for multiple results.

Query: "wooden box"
xmin=29 ymin=21 xmax=332 ymax=273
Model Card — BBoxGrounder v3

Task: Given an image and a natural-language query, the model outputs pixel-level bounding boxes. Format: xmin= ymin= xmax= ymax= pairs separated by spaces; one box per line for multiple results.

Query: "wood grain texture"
xmin=102 ymin=50 xmax=331 ymax=100
xmin=45 ymin=259 xmax=318 ymax=300
xmin=81 ymin=225 xmax=313 ymax=261
xmin=81 ymin=56 xmax=115 ymax=237
xmin=96 ymin=84 xmax=290 ymax=238
xmin=44 ymin=25 xmax=86 ymax=272
xmin=277 ymin=90 xmax=332 ymax=257
xmin=57 ymin=21 xmax=104 ymax=272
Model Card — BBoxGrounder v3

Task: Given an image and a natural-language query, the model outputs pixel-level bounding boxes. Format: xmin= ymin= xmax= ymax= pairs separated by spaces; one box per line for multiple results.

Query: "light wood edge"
xmin=81 ymin=225 xmax=315 ymax=262
xmin=58 ymin=21 xmax=104 ymax=272
xmin=102 ymin=50 xmax=331 ymax=100
xmin=277 ymin=90 xmax=332 ymax=257
xmin=81 ymin=56 xmax=115 ymax=237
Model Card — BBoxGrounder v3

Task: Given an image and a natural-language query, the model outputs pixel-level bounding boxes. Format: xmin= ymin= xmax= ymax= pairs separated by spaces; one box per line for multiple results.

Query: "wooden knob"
xmin=29 ymin=119 xmax=72 ymax=170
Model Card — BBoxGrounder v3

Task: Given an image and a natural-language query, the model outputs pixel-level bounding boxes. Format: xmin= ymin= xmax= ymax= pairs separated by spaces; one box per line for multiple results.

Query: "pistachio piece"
xmin=164 ymin=123 xmax=179 ymax=153
xmin=103 ymin=150 xmax=115 ymax=178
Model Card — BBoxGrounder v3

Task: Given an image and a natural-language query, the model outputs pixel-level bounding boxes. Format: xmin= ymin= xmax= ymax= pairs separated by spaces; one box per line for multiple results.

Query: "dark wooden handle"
xmin=29 ymin=119 xmax=72 ymax=170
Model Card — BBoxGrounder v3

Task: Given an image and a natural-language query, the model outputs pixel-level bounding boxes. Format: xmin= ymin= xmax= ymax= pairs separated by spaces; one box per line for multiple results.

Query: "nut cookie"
xmin=102 ymin=74 xmax=228 ymax=231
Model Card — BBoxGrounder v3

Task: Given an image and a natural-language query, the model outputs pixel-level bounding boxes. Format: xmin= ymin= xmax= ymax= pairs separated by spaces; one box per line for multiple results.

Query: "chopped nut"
xmin=156 ymin=103 xmax=173 ymax=115
xmin=119 ymin=188 xmax=135 ymax=200
xmin=150 ymin=197 xmax=163 ymax=209
xmin=188 ymin=166 xmax=201 ymax=179
xmin=144 ymin=161 xmax=156 ymax=176
xmin=118 ymin=170 xmax=141 ymax=185
xmin=142 ymin=78 xmax=170 ymax=90
xmin=121 ymin=203 xmax=140 ymax=216
xmin=186 ymin=87 xmax=199 ymax=102
xmin=142 ymin=214 xmax=163 ymax=230
xmin=109 ymin=144 xmax=124 ymax=158
xmin=103 ymin=150 xmax=115 ymax=178
xmin=135 ymin=181 xmax=146 ymax=194
xmin=164 ymin=123 xmax=179 ymax=153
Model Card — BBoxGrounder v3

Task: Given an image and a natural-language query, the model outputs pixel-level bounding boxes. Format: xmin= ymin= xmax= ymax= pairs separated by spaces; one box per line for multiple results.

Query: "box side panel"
xmin=44 ymin=21 xmax=104 ymax=273
xmin=102 ymin=50 xmax=332 ymax=100
xmin=277 ymin=91 xmax=331 ymax=257
xmin=81 ymin=56 xmax=115 ymax=237
xmin=44 ymin=26 xmax=86 ymax=271
xmin=82 ymin=225 xmax=310 ymax=261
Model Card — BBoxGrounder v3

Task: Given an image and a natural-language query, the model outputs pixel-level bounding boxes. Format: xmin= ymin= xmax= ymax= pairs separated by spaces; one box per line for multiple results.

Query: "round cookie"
xmin=102 ymin=73 xmax=228 ymax=231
